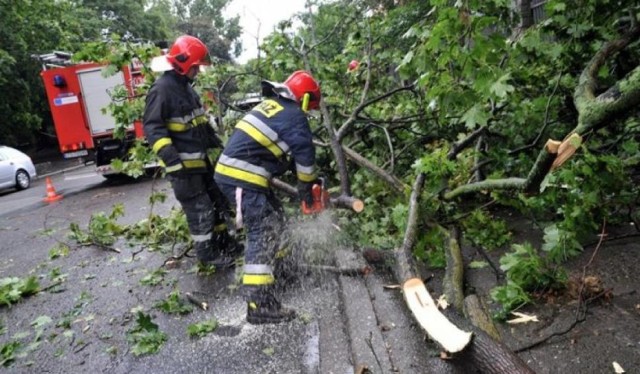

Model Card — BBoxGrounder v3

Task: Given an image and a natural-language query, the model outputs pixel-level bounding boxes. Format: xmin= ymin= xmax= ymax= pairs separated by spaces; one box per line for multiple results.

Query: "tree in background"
xmin=0 ymin=0 xmax=241 ymax=148
xmin=173 ymin=0 xmax=241 ymax=61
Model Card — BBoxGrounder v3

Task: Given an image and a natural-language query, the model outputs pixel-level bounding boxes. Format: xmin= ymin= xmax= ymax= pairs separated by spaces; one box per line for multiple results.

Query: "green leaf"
xmin=187 ymin=319 xmax=219 ymax=338
xmin=460 ymin=104 xmax=489 ymax=130
xmin=140 ymin=269 xmax=167 ymax=286
xmin=0 ymin=341 xmax=21 ymax=367
xmin=154 ymin=290 xmax=193 ymax=315
xmin=468 ymin=260 xmax=488 ymax=269
xmin=489 ymin=74 xmax=514 ymax=99
xmin=30 ymin=316 xmax=52 ymax=330
xmin=127 ymin=312 xmax=167 ymax=356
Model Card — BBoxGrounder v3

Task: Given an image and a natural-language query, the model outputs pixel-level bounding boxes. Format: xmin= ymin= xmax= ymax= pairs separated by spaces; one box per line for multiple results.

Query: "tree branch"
xmin=342 ymin=144 xmax=406 ymax=192
xmin=574 ymin=24 xmax=640 ymax=135
xmin=336 ymin=84 xmax=415 ymax=141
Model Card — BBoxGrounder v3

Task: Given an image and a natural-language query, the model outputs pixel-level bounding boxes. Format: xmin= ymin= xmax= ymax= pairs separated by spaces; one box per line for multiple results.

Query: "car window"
xmin=0 ymin=151 xmax=7 ymax=161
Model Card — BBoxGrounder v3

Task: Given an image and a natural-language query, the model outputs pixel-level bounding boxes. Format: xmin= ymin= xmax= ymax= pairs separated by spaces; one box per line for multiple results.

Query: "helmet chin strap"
xmin=301 ymin=93 xmax=310 ymax=112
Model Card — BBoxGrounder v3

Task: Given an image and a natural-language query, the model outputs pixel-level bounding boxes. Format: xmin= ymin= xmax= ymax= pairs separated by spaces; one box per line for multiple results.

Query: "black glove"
xmin=158 ymin=146 xmax=187 ymax=178
xmin=158 ymin=145 xmax=181 ymax=165
xmin=297 ymin=181 xmax=315 ymax=206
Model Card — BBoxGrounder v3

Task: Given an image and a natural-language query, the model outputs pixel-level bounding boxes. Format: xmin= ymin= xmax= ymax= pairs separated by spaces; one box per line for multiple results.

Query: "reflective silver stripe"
xmin=296 ymin=163 xmax=315 ymax=175
xmin=192 ymin=233 xmax=212 ymax=243
xmin=178 ymin=152 xmax=205 ymax=160
xmin=235 ymin=187 xmax=243 ymax=229
xmin=167 ymin=108 xmax=206 ymax=124
xmin=218 ymin=154 xmax=271 ymax=178
xmin=244 ymin=264 xmax=273 ymax=274
xmin=244 ymin=114 xmax=290 ymax=153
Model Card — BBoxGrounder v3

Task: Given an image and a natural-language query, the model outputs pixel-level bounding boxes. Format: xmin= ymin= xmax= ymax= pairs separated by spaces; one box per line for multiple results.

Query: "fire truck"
xmin=36 ymin=51 xmax=146 ymax=176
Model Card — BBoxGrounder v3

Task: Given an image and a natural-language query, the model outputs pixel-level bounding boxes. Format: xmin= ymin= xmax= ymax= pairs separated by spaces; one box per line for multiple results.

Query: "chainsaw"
xmin=301 ymin=178 xmax=330 ymax=215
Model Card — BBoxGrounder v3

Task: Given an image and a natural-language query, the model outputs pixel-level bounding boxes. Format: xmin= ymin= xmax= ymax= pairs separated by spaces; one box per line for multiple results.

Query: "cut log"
xmin=403 ymin=277 xmax=473 ymax=353
xmin=552 ymin=133 xmax=583 ymax=170
xmin=185 ymin=292 xmax=208 ymax=311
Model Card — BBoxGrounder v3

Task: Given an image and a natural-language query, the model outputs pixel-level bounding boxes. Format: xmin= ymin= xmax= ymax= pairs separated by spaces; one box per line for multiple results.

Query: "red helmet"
xmin=166 ymin=35 xmax=211 ymax=75
xmin=283 ymin=70 xmax=321 ymax=111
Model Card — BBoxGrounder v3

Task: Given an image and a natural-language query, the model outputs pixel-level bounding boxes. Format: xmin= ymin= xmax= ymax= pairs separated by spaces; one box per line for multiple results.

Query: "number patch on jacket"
xmin=254 ymin=99 xmax=284 ymax=118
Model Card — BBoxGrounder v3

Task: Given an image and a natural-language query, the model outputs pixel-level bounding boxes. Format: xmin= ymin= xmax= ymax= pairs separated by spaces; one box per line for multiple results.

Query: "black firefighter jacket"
xmin=143 ymin=71 xmax=220 ymax=174
xmin=214 ymin=96 xmax=316 ymax=192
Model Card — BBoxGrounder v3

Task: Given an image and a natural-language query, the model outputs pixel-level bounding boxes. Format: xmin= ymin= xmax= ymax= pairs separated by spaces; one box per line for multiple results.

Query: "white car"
xmin=0 ymin=146 xmax=37 ymax=191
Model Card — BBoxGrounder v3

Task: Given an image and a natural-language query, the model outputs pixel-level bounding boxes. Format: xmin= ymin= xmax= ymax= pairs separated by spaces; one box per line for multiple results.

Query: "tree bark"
xmin=523 ymin=139 xmax=560 ymax=193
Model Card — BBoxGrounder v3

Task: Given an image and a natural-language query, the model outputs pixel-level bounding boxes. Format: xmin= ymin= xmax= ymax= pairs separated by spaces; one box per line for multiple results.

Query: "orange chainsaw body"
xmin=301 ymin=183 xmax=330 ymax=215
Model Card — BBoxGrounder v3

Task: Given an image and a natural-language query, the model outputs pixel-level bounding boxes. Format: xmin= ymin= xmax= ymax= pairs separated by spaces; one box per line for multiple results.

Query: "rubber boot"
xmin=246 ymin=293 xmax=296 ymax=325
xmin=202 ymin=232 xmax=243 ymax=269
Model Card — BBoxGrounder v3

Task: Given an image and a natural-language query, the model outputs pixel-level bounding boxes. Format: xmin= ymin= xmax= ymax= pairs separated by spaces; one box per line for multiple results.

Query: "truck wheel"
xmin=15 ymin=170 xmax=30 ymax=190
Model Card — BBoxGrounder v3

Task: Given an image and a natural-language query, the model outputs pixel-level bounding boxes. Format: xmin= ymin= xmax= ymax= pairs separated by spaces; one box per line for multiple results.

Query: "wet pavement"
xmin=0 ymin=162 xmax=638 ymax=373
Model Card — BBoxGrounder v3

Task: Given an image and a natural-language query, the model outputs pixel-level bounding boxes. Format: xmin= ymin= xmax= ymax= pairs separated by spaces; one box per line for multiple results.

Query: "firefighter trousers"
xmin=168 ymin=173 xmax=233 ymax=262
xmin=217 ymin=182 xmax=285 ymax=300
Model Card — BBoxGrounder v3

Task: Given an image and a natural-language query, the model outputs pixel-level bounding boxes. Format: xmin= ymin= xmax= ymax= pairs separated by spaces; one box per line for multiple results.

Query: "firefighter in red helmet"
xmin=214 ymin=70 xmax=322 ymax=324
xmin=143 ymin=35 xmax=240 ymax=266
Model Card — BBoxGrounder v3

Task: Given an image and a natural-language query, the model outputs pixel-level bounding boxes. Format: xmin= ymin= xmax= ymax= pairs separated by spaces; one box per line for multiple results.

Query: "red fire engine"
xmin=37 ymin=51 xmax=146 ymax=175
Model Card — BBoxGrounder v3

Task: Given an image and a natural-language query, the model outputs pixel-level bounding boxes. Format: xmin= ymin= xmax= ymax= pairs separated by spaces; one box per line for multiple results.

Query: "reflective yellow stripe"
xmin=183 ymin=159 xmax=206 ymax=168
xmin=297 ymin=171 xmax=317 ymax=182
xmin=152 ymin=137 xmax=172 ymax=153
xmin=194 ymin=115 xmax=209 ymax=124
xmin=236 ymin=121 xmax=284 ymax=157
xmin=165 ymin=163 xmax=183 ymax=173
xmin=243 ymin=273 xmax=275 ymax=286
xmin=167 ymin=122 xmax=189 ymax=132
xmin=214 ymin=223 xmax=227 ymax=232
xmin=215 ymin=163 xmax=269 ymax=187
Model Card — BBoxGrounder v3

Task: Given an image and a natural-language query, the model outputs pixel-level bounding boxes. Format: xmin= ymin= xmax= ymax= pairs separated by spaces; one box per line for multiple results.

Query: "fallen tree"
xmin=394 ymin=173 xmax=535 ymax=373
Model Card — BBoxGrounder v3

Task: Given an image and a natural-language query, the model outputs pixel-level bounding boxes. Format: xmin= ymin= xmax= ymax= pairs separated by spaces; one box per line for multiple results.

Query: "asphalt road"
xmin=0 ymin=169 xmax=432 ymax=374
xmin=1 ymin=164 xmax=638 ymax=373
xmin=0 ymin=164 xmax=105 ymax=217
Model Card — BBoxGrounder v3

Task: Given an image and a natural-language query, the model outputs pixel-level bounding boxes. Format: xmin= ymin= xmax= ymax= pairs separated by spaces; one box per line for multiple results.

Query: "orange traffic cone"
xmin=43 ymin=177 xmax=63 ymax=203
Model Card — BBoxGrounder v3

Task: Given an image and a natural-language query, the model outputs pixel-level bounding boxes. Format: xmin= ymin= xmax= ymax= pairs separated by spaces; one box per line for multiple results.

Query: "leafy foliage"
xmin=125 ymin=208 xmax=190 ymax=249
xmin=154 ymin=290 xmax=193 ymax=315
xmin=48 ymin=244 xmax=70 ymax=260
xmin=462 ymin=210 xmax=512 ymax=250
xmin=139 ymin=269 xmax=168 ymax=287
xmin=0 ymin=276 xmax=40 ymax=307
xmin=68 ymin=204 xmax=125 ymax=247
xmin=25 ymin=0 xmax=640 ymax=323
xmin=68 ymin=203 xmax=191 ymax=251
xmin=126 ymin=312 xmax=167 ymax=356
xmin=491 ymin=242 xmax=567 ymax=317
xmin=187 ymin=319 xmax=219 ymax=338
xmin=0 ymin=341 xmax=21 ymax=367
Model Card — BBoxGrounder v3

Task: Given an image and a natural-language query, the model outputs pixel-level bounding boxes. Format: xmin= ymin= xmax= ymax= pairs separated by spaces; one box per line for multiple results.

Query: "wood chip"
xmin=436 ymin=294 xmax=449 ymax=310
xmin=506 ymin=311 xmax=539 ymax=324
xmin=612 ymin=361 xmax=625 ymax=373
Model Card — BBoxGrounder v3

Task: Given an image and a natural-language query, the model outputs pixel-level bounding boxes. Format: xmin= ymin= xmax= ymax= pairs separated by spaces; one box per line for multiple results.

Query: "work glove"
xmin=158 ymin=146 xmax=187 ymax=178
xmin=297 ymin=181 xmax=315 ymax=207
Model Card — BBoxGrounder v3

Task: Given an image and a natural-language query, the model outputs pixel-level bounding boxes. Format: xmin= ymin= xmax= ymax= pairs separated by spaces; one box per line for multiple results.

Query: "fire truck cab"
xmin=36 ymin=51 xmax=145 ymax=175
